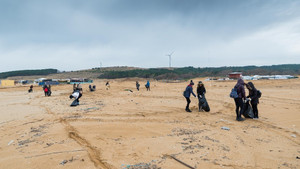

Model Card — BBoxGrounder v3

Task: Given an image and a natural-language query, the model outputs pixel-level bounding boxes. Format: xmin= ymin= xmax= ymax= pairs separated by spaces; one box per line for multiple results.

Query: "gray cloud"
xmin=0 ymin=0 xmax=300 ymax=72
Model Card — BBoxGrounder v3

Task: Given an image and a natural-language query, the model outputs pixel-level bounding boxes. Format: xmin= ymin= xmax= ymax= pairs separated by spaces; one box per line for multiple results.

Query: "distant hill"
xmin=97 ymin=64 xmax=300 ymax=80
xmin=1 ymin=64 xmax=299 ymax=80
xmin=0 ymin=69 xmax=58 ymax=79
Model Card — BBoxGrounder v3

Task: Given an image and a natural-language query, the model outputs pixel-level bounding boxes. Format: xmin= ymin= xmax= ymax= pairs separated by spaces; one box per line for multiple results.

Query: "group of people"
xmin=233 ymin=79 xmax=260 ymax=121
xmin=183 ymin=80 xmax=208 ymax=112
xmin=42 ymin=85 xmax=52 ymax=96
xmin=33 ymin=79 xmax=260 ymax=119
xmin=183 ymin=78 xmax=260 ymax=121
xmin=135 ymin=80 xmax=150 ymax=91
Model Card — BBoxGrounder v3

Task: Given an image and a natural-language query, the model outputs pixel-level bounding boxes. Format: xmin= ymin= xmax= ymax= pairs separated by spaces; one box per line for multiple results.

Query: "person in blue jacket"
xmin=145 ymin=80 xmax=150 ymax=91
xmin=183 ymin=81 xmax=196 ymax=112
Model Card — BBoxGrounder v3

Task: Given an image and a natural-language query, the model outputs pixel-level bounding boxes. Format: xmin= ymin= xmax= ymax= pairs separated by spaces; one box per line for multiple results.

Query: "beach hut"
xmin=228 ymin=72 xmax=242 ymax=79
xmin=0 ymin=80 xmax=15 ymax=87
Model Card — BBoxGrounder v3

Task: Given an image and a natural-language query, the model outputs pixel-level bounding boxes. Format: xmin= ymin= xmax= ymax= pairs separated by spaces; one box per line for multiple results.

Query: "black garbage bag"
xmin=70 ymin=99 xmax=79 ymax=106
xmin=242 ymin=100 xmax=254 ymax=118
xmin=198 ymin=95 xmax=210 ymax=112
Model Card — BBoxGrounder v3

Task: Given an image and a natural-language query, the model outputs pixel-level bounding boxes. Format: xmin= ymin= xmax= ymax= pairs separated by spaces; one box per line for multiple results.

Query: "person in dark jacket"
xmin=106 ymin=81 xmax=110 ymax=90
xmin=136 ymin=81 xmax=140 ymax=91
xmin=28 ymin=85 xmax=33 ymax=93
xmin=197 ymin=81 xmax=206 ymax=111
xmin=183 ymin=81 xmax=196 ymax=112
xmin=234 ymin=78 xmax=246 ymax=121
xmin=47 ymin=85 xmax=52 ymax=96
xmin=246 ymin=82 xmax=259 ymax=119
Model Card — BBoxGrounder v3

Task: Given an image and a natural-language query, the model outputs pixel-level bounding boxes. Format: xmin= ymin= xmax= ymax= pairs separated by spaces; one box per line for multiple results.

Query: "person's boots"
xmin=237 ymin=117 xmax=244 ymax=121
xmin=236 ymin=112 xmax=244 ymax=121
xmin=254 ymin=112 xmax=259 ymax=119
xmin=186 ymin=106 xmax=191 ymax=112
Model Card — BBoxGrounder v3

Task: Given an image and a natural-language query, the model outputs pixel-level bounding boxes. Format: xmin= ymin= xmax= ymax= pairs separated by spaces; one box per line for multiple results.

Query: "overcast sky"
xmin=0 ymin=0 xmax=300 ymax=72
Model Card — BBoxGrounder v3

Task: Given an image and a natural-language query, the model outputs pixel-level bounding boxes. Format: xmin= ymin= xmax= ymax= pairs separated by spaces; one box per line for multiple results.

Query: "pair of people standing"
xmin=43 ymin=85 xmax=51 ymax=96
xmin=233 ymin=79 xmax=259 ymax=121
xmin=183 ymin=80 xmax=207 ymax=112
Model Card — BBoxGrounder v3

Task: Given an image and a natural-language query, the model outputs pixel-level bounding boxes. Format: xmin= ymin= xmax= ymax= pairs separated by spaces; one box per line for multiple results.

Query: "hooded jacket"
xmin=234 ymin=79 xmax=246 ymax=99
xmin=247 ymin=82 xmax=259 ymax=104
xmin=197 ymin=84 xmax=206 ymax=97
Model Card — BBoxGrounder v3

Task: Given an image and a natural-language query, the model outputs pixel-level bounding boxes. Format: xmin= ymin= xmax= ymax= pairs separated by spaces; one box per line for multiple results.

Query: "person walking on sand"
xmin=197 ymin=81 xmax=206 ymax=111
xmin=136 ymin=81 xmax=140 ymax=91
xmin=47 ymin=85 xmax=52 ymax=96
xmin=145 ymin=80 xmax=150 ymax=91
xmin=106 ymin=81 xmax=110 ymax=90
xmin=183 ymin=81 xmax=196 ymax=112
xmin=246 ymin=82 xmax=260 ymax=119
xmin=233 ymin=78 xmax=246 ymax=121
xmin=28 ymin=85 xmax=33 ymax=93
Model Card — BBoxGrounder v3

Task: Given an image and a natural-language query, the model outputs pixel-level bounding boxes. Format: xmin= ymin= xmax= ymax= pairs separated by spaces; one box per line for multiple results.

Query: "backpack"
xmin=257 ymin=90 xmax=262 ymax=98
xmin=230 ymin=88 xmax=239 ymax=98
xmin=183 ymin=90 xmax=188 ymax=97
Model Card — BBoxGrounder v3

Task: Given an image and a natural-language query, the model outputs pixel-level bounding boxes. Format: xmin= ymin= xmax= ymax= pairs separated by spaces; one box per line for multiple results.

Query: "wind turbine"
xmin=166 ymin=51 xmax=174 ymax=68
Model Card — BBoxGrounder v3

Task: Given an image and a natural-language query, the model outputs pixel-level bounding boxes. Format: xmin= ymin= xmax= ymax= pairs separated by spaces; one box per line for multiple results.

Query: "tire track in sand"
xmin=42 ymin=105 xmax=111 ymax=169
xmin=60 ymin=118 xmax=111 ymax=169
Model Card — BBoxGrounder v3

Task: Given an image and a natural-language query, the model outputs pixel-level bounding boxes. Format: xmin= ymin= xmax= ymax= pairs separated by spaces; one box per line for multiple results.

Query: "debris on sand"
xmin=124 ymin=89 xmax=133 ymax=92
xmin=221 ymin=127 xmax=230 ymax=131
xmin=8 ymin=140 xmax=14 ymax=146
xmin=122 ymin=162 xmax=160 ymax=169
xmin=60 ymin=160 xmax=68 ymax=165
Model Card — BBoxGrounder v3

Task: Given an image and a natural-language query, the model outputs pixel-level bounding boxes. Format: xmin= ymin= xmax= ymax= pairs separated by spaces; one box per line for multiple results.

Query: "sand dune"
xmin=0 ymin=78 xmax=299 ymax=169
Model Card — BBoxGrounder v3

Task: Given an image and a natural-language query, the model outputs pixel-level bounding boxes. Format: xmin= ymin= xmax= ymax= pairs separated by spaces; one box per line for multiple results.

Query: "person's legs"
xmin=252 ymin=103 xmax=258 ymax=118
xmin=185 ymin=97 xmax=191 ymax=112
xmin=234 ymin=98 xmax=244 ymax=121
xmin=198 ymin=97 xmax=203 ymax=112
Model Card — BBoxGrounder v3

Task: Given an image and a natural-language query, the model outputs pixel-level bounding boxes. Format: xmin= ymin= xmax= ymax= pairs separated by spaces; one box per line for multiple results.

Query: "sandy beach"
xmin=0 ymin=78 xmax=299 ymax=169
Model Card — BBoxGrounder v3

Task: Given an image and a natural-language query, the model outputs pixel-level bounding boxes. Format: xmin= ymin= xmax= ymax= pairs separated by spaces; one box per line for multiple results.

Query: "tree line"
xmin=98 ymin=64 xmax=300 ymax=80
xmin=0 ymin=69 xmax=58 ymax=79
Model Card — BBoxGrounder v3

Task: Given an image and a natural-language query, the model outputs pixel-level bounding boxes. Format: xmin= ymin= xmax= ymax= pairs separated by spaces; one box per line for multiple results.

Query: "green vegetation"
xmin=98 ymin=64 xmax=300 ymax=80
xmin=0 ymin=69 xmax=58 ymax=79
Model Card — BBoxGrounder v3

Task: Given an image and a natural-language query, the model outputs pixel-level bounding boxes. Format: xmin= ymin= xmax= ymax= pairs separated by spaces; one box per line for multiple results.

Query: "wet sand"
xmin=0 ymin=78 xmax=299 ymax=169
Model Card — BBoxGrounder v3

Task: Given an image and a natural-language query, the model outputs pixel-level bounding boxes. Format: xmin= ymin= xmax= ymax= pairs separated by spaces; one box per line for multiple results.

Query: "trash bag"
xmin=199 ymin=95 xmax=210 ymax=112
xmin=70 ymin=90 xmax=82 ymax=107
xmin=242 ymin=100 xmax=254 ymax=118
xmin=71 ymin=91 xmax=80 ymax=99
xmin=70 ymin=99 xmax=79 ymax=106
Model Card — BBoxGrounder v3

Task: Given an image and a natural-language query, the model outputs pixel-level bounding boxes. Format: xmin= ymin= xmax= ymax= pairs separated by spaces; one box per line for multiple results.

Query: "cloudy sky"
xmin=0 ymin=0 xmax=300 ymax=72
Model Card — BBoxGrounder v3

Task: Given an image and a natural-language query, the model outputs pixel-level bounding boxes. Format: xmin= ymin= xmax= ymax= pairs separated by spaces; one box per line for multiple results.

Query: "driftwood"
xmin=165 ymin=155 xmax=195 ymax=169
xmin=25 ymin=149 xmax=85 ymax=158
